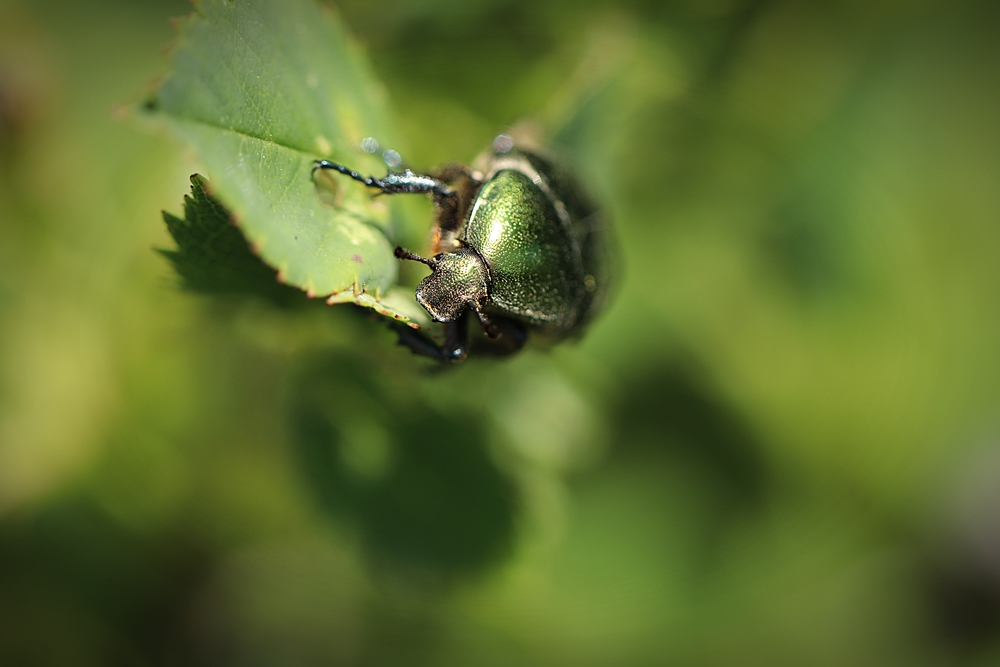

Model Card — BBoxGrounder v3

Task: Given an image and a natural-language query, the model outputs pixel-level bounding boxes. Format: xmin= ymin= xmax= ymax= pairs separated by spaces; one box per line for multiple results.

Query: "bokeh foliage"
xmin=1 ymin=0 xmax=1000 ymax=665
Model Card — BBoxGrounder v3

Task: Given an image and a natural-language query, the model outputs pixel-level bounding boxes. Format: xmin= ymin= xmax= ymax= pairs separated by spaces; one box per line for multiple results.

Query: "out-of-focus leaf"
xmin=289 ymin=351 xmax=516 ymax=576
xmin=143 ymin=0 xmax=406 ymax=310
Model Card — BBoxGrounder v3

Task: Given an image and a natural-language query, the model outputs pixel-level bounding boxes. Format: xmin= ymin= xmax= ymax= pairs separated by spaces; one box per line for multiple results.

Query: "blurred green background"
xmin=2 ymin=0 xmax=1000 ymax=665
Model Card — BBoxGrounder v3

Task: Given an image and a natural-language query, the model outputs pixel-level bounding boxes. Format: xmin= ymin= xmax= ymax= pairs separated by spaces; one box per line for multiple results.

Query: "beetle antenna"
xmin=394 ymin=246 xmax=436 ymax=268
xmin=312 ymin=160 xmax=383 ymax=189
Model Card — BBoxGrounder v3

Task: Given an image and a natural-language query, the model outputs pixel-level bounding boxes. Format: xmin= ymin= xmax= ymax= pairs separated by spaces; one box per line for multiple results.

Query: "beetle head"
xmin=412 ymin=247 xmax=489 ymax=322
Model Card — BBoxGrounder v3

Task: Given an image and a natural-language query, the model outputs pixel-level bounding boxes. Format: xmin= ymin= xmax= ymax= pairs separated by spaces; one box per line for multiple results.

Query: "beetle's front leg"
xmin=441 ymin=313 xmax=471 ymax=361
xmin=313 ymin=160 xmax=460 ymax=229
xmin=390 ymin=312 xmax=470 ymax=363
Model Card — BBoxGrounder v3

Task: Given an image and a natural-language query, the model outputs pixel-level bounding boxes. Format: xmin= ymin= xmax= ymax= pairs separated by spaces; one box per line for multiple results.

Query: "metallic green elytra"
xmin=313 ymin=136 xmax=611 ymax=361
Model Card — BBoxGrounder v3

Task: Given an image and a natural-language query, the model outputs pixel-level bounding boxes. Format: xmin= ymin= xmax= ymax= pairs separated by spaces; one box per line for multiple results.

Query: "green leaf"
xmin=160 ymin=174 xmax=430 ymax=326
xmin=145 ymin=0 xmax=405 ymax=306
xmin=159 ymin=174 xmax=308 ymax=305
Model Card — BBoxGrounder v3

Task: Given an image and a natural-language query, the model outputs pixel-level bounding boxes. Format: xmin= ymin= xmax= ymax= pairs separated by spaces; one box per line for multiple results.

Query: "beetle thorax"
xmin=415 ymin=247 xmax=490 ymax=322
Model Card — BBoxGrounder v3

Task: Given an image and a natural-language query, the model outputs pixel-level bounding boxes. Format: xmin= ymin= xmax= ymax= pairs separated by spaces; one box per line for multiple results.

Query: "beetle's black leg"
xmin=390 ymin=324 xmax=453 ymax=361
xmin=389 ymin=313 xmax=469 ymax=363
xmin=469 ymin=302 xmax=500 ymax=339
xmin=313 ymin=160 xmax=460 ymax=225
xmin=312 ymin=160 xmax=475 ymax=247
xmin=471 ymin=316 xmax=528 ymax=357
xmin=441 ymin=314 xmax=471 ymax=361
xmin=312 ymin=160 xmax=384 ymax=188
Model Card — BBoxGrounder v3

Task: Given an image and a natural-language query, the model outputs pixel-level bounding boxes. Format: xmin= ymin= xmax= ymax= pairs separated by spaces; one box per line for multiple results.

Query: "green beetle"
xmin=314 ymin=136 xmax=611 ymax=361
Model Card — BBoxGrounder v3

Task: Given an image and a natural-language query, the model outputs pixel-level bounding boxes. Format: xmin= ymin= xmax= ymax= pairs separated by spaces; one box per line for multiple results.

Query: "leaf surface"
xmin=160 ymin=174 xmax=308 ymax=305
xmin=147 ymin=0 xmax=406 ymax=304
xmin=160 ymin=175 xmax=429 ymax=326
